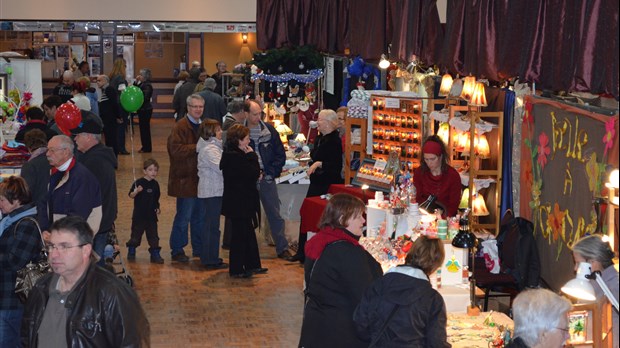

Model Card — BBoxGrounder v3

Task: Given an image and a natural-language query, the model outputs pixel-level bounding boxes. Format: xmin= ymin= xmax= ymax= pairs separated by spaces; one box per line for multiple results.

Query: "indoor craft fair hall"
xmin=0 ymin=1 xmax=619 ymax=348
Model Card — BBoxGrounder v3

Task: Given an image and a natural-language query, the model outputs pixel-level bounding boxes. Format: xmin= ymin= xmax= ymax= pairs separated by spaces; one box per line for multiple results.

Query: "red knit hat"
xmin=422 ymin=140 xmax=442 ymax=156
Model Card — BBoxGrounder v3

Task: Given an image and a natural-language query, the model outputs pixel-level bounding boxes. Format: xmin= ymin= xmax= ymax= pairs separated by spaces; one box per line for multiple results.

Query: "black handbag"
xmin=14 ymin=217 xmax=50 ymax=304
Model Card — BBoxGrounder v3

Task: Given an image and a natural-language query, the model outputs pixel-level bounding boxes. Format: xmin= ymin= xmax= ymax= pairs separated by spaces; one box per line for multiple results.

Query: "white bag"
xmin=481 ymin=239 xmax=500 ymax=274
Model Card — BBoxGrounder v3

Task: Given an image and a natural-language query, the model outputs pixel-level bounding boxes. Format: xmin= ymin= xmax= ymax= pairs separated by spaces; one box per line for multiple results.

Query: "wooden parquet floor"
xmin=114 ymin=118 xmax=304 ymax=347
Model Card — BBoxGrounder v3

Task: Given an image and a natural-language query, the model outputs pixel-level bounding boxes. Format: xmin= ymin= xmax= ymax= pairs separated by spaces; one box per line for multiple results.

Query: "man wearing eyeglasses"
xmin=167 ymin=94 xmax=206 ymax=262
xmin=41 ymin=135 xmax=102 ymax=238
xmin=21 ymin=216 xmax=150 ymax=347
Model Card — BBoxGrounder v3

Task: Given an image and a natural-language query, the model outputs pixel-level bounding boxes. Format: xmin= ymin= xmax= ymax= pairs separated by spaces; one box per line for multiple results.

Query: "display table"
xmin=447 ymin=311 xmax=513 ymax=347
xmin=327 ymin=184 xmax=375 ymax=203
xmin=299 ymin=196 xmax=328 ymax=234
xmin=438 ymin=284 xmax=484 ymax=313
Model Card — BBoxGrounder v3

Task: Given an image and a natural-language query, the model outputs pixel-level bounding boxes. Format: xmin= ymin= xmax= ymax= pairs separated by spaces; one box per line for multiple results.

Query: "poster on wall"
xmin=144 ymin=43 xmax=163 ymax=59
xmin=519 ymin=96 xmax=618 ymax=290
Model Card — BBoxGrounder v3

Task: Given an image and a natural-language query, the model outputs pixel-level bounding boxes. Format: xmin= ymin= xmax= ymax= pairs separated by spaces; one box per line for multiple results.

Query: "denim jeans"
xmin=200 ymin=196 xmax=223 ymax=265
xmin=93 ymin=231 xmax=109 ymax=266
xmin=170 ymin=197 xmax=205 ymax=256
xmin=0 ymin=308 xmax=23 ymax=348
xmin=259 ymin=177 xmax=288 ymax=255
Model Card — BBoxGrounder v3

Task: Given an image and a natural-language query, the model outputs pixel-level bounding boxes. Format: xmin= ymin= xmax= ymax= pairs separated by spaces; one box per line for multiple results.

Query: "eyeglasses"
xmin=188 ymin=104 xmax=204 ymax=109
xmin=46 ymin=243 xmax=88 ymax=252
xmin=555 ymin=327 xmax=570 ymax=335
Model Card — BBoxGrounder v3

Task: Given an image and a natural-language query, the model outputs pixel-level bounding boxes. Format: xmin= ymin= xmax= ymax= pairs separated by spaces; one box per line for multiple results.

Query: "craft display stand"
xmin=568 ymin=300 xmax=613 ymax=347
xmin=368 ymin=96 xmax=424 ymax=171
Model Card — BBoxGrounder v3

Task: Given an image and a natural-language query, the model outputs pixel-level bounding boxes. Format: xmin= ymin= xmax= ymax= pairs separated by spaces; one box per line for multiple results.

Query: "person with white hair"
xmin=53 ymin=70 xmax=75 ymax=103
xmin=197 ymin=77 xmax=226 ymax=122
xmin=572 ymin=235 xmax=618 ymax=348
xmin=506 ymin=288 xmax=572 ymax=348
xmin=288 ymin=109 xmax=343 ymax=263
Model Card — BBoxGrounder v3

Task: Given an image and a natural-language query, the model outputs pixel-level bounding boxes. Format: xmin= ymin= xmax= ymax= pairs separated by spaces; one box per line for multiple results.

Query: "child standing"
xmin=126 ymin=158 xmax=163 ymax=263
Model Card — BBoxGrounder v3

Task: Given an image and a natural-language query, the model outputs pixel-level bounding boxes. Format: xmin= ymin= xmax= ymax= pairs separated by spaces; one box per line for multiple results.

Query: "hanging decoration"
xmin=251 ymin=69 xmax=324 ymax=83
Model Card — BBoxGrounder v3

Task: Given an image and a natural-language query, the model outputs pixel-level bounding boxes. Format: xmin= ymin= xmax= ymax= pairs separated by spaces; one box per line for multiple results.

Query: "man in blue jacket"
xmin=245 ymin=100 xmax=292 ymax=259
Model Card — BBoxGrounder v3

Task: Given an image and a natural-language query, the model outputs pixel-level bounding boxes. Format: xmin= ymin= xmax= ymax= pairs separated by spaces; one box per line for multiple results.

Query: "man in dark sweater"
xmin=72 ymin=112 xmax=118 ymax=265
xmin=172 ymin=67 xmax=201 ymax=121
xmin=96 ymin=74 xmax=122 ymax=155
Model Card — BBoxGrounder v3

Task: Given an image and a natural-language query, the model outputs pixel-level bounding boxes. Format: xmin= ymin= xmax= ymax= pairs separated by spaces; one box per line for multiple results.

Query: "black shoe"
xmin=119 ymin=150 xmax=130 ymax=155
xmin=203 ymin=262 xmax=228 ymax=270
xmin=230 ymin=271 xmax=253 ymax=279
xmin=138 ymin=149 xmax=152 ymax=153
xmin=277 ymin=250 xmax=293 ymax=259
xmin=286 ymin=253 xmax=305 ymax=263
xmin=248 ymin=267 xmax=268 ymax=274
xmin=171 ymin=252 xmax=189 ymax=263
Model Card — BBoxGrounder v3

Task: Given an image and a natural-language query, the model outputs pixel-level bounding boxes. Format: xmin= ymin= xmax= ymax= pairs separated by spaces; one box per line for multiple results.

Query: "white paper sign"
xmin=324 ymin=57 xmax=334 ymax=95
xmin=384 ymin=98 xmax=400 ymax=109
xmin=374 ymin=159 xmax=387 ymax=171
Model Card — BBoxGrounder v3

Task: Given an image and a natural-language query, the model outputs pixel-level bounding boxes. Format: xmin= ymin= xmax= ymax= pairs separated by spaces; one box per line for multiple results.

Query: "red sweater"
xmin=413 ymin=166 xmax=462 ymax=217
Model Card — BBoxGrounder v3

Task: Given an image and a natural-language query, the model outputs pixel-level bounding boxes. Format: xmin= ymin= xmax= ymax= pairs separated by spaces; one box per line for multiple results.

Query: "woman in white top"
xmin=196 ymin=119 xmax=227 ymax=269
xmin=70 ymin=79 xmax=91 ymax=111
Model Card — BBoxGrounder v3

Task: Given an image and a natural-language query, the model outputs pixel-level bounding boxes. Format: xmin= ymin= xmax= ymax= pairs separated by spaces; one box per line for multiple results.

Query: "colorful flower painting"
xmin=548 ymin=203 xmax=565 ymax=242
xmin=602 ymin=118 xmax=616 ymax=157
xmin=537 ymin=132 xmax=551 ymax=170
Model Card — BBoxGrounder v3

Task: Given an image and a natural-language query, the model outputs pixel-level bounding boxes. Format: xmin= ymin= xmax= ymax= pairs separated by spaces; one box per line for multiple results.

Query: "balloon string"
xmin=128 ymin=112 xmax=137 ymax=184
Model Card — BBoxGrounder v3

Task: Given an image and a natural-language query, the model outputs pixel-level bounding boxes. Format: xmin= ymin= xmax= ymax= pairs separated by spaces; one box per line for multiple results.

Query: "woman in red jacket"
xmin=413 ymin=135 xmax=462 ymax=218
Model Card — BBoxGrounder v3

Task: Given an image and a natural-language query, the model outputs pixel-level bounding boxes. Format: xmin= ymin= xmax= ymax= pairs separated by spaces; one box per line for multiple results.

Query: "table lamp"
xmin=275 ymin=121 xmax=294 ymax=144
xmin=419 ymin=194 xmax=439 ymax=215
xmin=561 ymin=262 xmax=619 ymax=312
xmin=452 ymin=217 xmax=480 ymax=316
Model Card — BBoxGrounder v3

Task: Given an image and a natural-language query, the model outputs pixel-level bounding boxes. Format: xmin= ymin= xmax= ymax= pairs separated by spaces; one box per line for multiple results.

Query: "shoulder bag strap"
xmin=368 ymin=304 xmax=400 ymax=348
xmin=14 ymin=217 xmax=47 ymax=257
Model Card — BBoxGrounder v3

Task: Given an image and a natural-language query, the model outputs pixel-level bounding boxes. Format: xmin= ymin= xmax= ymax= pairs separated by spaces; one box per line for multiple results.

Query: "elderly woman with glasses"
xmin=0 ymin=176 xmax=43 ymax=347
xmin=135 ymin=68 xmax=154 ymax=153
xmin=506 ymin=288 xmax=572 ymax=348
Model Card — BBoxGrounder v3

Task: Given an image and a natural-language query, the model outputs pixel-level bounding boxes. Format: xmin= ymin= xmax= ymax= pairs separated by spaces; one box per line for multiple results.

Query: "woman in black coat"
xmin=135 ymin=68 xmax=154 ymax=153
xmin=299 ymin=193 xmax=383 ymax=348
xmin=354 ymin=236 xmax=450 ymax=348
xmin=288 ymin=109 xmax=344 ymax=263
xmin=220 ymin=124 xmax=267 ymax=278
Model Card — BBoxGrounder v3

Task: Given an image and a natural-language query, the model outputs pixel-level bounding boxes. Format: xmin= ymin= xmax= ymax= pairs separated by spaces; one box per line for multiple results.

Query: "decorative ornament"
xmin=299 ymin=62 xmax=305 ymax=70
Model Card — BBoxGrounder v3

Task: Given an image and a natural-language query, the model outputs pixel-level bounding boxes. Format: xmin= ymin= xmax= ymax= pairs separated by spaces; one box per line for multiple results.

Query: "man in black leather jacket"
xmin=21 ymin=216 xmax=149 ymax=347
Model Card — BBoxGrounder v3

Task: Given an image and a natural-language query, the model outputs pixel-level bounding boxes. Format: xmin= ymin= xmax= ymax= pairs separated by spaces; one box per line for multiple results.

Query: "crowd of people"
xmin=0 ymin=60 xmax=618 ymax=348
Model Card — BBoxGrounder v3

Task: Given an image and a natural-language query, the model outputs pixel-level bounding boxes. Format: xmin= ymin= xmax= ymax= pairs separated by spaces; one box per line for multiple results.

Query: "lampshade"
xmin=379 ymin=54 xmax=391 ymax=69
xmin=469 ymin=82 xmax=488 ymax=107
xmin=561 ymin=262 xmax=596 ymax=301
xmin=438 ymin=74 xmax=454 ymax=97
xmin=459 ymin=188 xmax=470 ymax=210
xmin=437 ymin=122 xmax=450 ymax=145
xmin=452 ymin=230 xmax=476 ymax=249
xmin=419 ymin=194 xmax=438 ymax=215
xmin=449 ymin=78 xmax=463 ymax=98
xmin=456 ymin=131 xmax=471 ymax=153
xmin=476 ymin=133 xmax=490 ymax=158
xmin=608 ymin=169 xmax=619 ymax=189
xmin=295 ymin=133 xmax=307 ymax=143
xmin=472 ymin=194 xmax=490 ymax=216
xmin=460 ymin=76 xmax=476 ymax=101
xmin=275 ymin=122 xmax=293 ymax=136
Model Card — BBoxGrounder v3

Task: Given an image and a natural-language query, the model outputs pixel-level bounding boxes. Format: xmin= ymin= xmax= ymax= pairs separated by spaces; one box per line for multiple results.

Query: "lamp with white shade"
xmin=561 ymin=262 xmax=619 ymax=312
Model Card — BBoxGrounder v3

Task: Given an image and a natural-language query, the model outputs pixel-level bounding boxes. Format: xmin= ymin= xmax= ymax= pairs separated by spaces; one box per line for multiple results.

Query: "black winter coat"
xmin=309 ymin=131 xmax=343 ymax=190
xmin=353 ymin=266 xmax=450 ymax=348
xmin=299 ymin=241 xmax=382 ymax=348
xmin=220 ymin=147 xmax=260 ymax=219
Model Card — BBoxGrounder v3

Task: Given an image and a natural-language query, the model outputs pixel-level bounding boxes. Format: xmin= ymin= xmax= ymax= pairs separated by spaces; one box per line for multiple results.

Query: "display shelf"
xmin=569 ymin=300 xmax=613 ymax=348
xmin=369 ymin=96 xmax=424 ymax=172
xmin=344 ymin=117 xmax=368 ymax=185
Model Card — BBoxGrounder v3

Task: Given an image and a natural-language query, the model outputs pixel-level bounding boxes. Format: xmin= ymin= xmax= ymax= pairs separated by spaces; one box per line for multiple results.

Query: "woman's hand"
xmin=307 ymin=161 xmax=322 ymax=175
xmin=239 ymin=145 xmax=253 ymax=153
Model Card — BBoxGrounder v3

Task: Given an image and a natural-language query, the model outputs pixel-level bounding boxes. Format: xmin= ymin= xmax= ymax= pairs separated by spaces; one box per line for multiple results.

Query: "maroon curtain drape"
xmin=386 ymin=0 xmax=444 ymax=65
xmin=441 ymin=0 xmax=618 ymax=97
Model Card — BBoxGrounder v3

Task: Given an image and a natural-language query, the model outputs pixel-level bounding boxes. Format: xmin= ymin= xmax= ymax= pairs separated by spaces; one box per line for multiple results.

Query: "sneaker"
xmin=277 ymin=250 xmax=293 ymax=259
xmin=171 ymin=252 xmax=189 ymax=263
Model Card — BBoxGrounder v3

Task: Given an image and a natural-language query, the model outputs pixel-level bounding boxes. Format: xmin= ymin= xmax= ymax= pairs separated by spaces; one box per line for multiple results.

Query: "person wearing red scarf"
xmin=413 ymin=135 xmax=462 ymax=218
xmin=299 ymin=193 xmax=382 ymax=348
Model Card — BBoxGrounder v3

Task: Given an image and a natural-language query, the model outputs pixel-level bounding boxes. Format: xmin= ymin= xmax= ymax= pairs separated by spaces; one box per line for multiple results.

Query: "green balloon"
xmin=120 ymin=86 xmax=145 ymax=113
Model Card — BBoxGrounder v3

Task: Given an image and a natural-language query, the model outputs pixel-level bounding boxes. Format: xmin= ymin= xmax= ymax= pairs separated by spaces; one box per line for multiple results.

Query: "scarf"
xmin=305 ymin=225 xmax=363 ymax=260
xmin=0 ymin=205 xmax=37 ymax=238
xmin=51 ymin=157 xmax=76 ymax=175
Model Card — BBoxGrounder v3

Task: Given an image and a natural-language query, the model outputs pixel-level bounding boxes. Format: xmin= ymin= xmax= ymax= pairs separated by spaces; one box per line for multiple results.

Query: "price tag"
xmin=384 ymin=98 xmax=400 ymax=109
xmin=374 ymin=159 xmax=387 ymax=171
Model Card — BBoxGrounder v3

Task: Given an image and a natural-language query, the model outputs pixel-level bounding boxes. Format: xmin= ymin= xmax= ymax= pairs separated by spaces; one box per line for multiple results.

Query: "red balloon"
xmin=55 ymin=103 xmax=82 ymax=133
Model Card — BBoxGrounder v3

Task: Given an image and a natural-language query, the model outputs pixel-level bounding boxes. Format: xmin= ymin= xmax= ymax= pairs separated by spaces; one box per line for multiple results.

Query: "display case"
xmin=568 ymin=300 xmax=614 ymax=347
xmin=369 ymin=96 xmax=424 ymax=172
